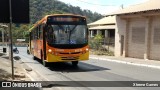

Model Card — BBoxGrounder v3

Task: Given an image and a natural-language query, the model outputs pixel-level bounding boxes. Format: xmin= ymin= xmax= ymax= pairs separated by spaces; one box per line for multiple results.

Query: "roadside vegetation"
xmin=89 ymin=34 xmax=114 ymax=56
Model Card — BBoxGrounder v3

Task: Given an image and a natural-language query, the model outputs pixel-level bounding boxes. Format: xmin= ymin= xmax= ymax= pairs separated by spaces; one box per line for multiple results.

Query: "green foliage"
xmin=12 ymin=24 xmax=30 ymax=43
xmin=89 ymin=35 xmax=114 ymax=56
xmin=89 ymin=34 xmax=103 ymax=50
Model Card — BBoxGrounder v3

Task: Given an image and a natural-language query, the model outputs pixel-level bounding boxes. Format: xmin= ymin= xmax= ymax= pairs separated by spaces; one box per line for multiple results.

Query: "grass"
xmin=90 ymin=49 xmax=114 ymax=56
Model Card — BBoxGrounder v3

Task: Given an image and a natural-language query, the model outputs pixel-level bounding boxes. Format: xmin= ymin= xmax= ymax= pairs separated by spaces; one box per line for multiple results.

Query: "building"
xmin=107 ymin=0 xmax=160 ymax=60
xmin=88 ymin=16 xmax=116 ymax=39
xmin=0 ymin=24 xmax=8 ymax=43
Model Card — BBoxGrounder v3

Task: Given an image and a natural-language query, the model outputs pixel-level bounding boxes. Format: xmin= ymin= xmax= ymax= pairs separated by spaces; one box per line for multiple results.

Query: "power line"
xmin=76 ymin=0 xmax=116 ymax=6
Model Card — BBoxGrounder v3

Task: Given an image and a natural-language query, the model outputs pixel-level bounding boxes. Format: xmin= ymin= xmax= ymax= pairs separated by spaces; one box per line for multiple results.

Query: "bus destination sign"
xmin=47 ymin=16 xmax=86 ymax=23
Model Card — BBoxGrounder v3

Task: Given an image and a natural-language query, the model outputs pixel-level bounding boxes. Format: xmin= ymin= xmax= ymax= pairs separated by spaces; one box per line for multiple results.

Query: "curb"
xmin=90 ymin=57 xmax=160 ymax=70
xmin=19 ymin=54 xmax=62 ymax=90
xmin=0 ymin=52 xmax=37 ymax=81
xmin=21 ymin=63 xmax=39 ymax=81
xmin=0 ymin=54 xmax=35 ymax=81
xmin=19 ymin=55 xmax=48 ymax=81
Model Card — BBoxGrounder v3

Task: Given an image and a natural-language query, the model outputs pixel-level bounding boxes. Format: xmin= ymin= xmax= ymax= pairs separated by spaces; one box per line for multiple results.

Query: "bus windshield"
xmin=46 ymin=24 xmax=88 ymax=45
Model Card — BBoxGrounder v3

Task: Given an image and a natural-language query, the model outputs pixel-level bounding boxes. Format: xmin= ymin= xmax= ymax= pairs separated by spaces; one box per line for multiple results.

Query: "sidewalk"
xmin=0 ymin=52 xmax=43 ymax=89
xmin=90 ymin=55 xmax=160 ymax=69
xmin=0 ymin=51 xmax=47 ymax=81
xmin=0 ymin=52 xmax=60 ymax=90
xmin=0 ymin=53 xmax=30 ymax=81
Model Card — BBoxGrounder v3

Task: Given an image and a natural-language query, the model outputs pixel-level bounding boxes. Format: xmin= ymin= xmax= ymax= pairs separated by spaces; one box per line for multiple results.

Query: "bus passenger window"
xmin=39 ymin=25 xmax=43 ymax=39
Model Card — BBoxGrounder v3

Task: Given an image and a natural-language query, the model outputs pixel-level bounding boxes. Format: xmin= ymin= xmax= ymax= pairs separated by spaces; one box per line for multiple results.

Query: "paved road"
xmin=6 ymin=47 xmax=160 ymax=90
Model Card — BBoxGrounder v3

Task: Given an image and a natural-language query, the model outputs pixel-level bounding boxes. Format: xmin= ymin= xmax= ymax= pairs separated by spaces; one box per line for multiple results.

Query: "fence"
xmin=89 ymin=37 xmax=115 ymax=55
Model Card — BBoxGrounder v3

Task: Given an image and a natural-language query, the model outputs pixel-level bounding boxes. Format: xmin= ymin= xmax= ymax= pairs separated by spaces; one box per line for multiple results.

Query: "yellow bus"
xmin=28 ymin=14 xmax=89 ymax=67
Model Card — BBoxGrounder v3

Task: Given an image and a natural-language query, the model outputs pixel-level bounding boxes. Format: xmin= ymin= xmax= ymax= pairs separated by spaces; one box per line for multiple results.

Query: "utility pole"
xmin=9 ymin=0 xmax=14 ymax=80
xmin=0 ymin=0 xmax=29 ymax=80
xmin=121 ymin=4 xmax=124 ymax=9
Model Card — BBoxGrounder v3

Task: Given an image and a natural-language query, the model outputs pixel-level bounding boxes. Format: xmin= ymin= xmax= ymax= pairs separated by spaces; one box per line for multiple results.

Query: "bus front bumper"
xmin=46 ymin=52 xmax=89 ymax=62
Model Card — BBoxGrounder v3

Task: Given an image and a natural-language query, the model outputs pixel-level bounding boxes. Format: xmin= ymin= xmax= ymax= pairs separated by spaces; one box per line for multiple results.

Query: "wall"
xmin=128 ymin=18 xmax=146 ymax=59
xmin=114 ymin=16 xmax=126 ymax=56
xmin=150 ymin=17 xmax=160 ymax=60
xmin=115 ymin=15 xmax=160 ymax=60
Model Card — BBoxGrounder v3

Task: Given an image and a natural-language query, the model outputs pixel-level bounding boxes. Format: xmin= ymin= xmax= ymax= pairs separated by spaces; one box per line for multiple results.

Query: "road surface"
xmin=5 ymin=47 xmax=160 ymax=90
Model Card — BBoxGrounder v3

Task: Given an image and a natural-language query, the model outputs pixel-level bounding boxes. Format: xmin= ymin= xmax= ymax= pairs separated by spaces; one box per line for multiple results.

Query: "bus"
xmin=28 ymin=14 xmax=89 ymax=67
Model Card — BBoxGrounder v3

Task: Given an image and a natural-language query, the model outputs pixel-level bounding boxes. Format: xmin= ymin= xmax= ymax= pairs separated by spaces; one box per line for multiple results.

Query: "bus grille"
xmin=60 ymin=52 xmax=81 ymax=55
xmin=61 ymin=56 xmax=79 ymax=60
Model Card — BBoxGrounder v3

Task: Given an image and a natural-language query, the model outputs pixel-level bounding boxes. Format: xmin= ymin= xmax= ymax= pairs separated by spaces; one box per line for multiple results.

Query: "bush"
xmin=89 ymin=34 xmax=114 ymax=56
xmin=89 ymin=34 xmax=103 ymax=50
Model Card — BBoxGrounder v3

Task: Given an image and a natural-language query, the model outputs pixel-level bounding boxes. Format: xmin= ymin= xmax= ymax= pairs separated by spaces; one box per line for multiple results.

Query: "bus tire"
xmin=43 ymin=60 xmax=49 ymax=67
xmin=72 ymin=61 xmax=78 ymax=67
xmin=33 ymin=56 xmax=37 ymax=60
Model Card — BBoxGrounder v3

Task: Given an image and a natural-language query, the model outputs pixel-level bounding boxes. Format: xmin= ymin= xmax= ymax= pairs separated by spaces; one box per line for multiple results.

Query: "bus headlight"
xmin=48 ymin=49 xmax=52 ymax=53
xmin=86 ymin=48 xmax=89 ymax=51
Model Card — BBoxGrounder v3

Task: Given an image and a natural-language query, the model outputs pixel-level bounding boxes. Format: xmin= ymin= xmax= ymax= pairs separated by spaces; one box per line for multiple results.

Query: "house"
xmin=107 ymin=0 xmax=160 ymax=60
xmin=88 ymin=16 xmax=116 ymax=51
xmin=88 ymin=16 xmax=116 ymax=38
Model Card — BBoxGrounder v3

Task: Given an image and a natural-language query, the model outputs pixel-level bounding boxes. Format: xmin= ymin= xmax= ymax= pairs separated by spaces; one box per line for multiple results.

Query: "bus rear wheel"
xmin=72 ymin=61 xmax=78 ymax=67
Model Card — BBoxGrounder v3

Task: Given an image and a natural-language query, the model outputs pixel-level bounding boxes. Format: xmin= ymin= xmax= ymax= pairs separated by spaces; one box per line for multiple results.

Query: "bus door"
xmin=42 ymin=25 xmax=47 ymax=60
xmin=37 ymin=25 xmax=44 ymax=59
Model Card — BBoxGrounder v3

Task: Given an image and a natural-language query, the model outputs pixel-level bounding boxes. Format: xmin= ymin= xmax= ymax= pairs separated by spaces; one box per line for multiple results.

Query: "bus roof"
xmin=29 ymin=14 xmax=86 ymax=32
xmin=46 ymin=14 xmax=86 ymax=18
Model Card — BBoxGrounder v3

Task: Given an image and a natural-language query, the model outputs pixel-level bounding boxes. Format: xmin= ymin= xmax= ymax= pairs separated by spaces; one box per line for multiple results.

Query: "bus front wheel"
xmin=72 ymin=61 xmax=78 ymax=67
xmin=33 ymin=56 xmax=37 ymax=60
xmin=43 ymin=60 xmax=49 ymax=67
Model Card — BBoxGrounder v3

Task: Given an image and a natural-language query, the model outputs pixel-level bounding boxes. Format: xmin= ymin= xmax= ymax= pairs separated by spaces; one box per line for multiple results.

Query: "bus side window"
xmin=39 ymin=25 xmax=43 ymax=39
xmin=37 ymin=26 xmax=40 ymax=39
xmin=35 ymin=27 xmax=38 ymax=39
xmin=30 ymin=32 xmax=33 ymax=40
xmin=37 ymin=26 xmax=41 ymax=39
xmin=37 ymin=25 xmax=43 ymax=39
xmin=34 ymin=28 xmax=37 ymax=39
xmin=33 ymin=29 xmax=36 ymax=39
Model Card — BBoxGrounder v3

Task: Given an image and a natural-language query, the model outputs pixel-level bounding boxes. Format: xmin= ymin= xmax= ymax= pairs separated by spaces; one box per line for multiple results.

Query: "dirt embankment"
xmin=0 ymin=53 xmax=30 ymax=81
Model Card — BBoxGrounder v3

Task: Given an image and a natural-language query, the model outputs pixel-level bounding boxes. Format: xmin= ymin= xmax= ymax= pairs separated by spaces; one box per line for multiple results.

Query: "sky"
xmin=58 ymin=0 xmax=149 ymax=15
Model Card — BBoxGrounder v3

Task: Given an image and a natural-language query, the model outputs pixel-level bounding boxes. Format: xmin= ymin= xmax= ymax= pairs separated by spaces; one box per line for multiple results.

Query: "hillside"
xmin=11 ymin=0 xmax=103 ymax=43
xmin=30 ymin=0 xmax=103 ymax=23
